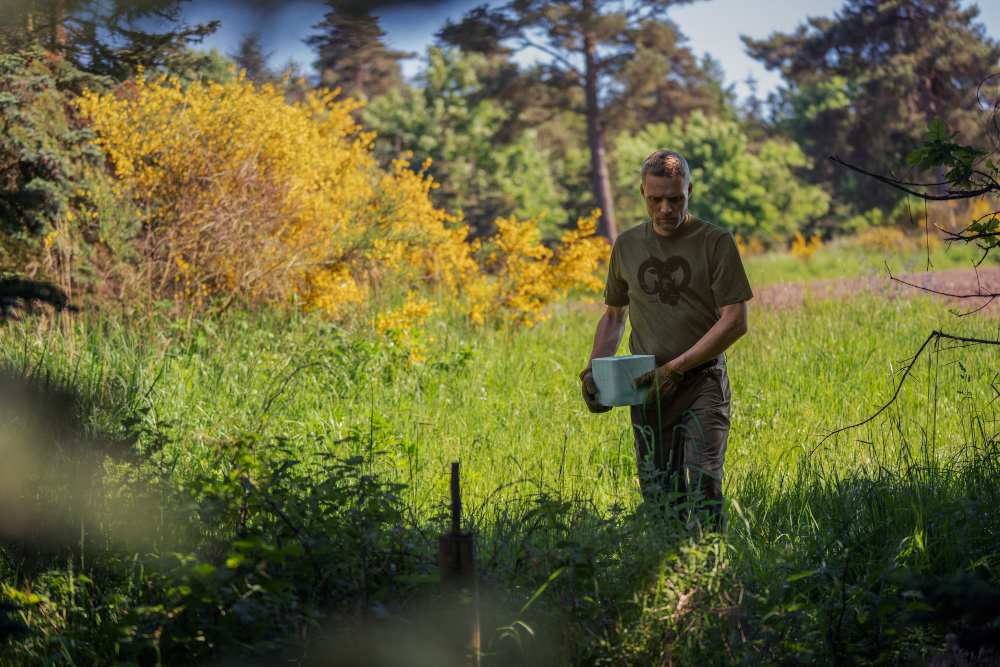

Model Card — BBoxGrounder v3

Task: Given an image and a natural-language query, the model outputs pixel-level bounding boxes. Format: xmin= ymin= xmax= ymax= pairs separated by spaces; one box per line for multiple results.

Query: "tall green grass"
xmin=2 ymin=282 xmax=999 ymax=664
xmin=743 ymin=236 xmax=1000 ymax=284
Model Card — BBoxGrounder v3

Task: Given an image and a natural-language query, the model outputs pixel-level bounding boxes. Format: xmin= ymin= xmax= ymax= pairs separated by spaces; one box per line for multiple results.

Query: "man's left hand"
xmin=634 ymin=362 xmax=684 ymax=410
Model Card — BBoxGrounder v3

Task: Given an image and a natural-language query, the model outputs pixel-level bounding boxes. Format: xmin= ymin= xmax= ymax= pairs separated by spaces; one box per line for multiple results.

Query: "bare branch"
xmin=885 ymin=264 xmax=1000 ymax=300
xmin=514 ymin=37 xmax=584 ymax=79
xmin=828 ymin=156 xmax=995 ymax=201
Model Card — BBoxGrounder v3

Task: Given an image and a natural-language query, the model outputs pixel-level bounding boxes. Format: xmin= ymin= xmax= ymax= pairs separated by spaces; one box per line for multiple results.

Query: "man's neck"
xmin=651 ymin=213 xmax=689 ymax=238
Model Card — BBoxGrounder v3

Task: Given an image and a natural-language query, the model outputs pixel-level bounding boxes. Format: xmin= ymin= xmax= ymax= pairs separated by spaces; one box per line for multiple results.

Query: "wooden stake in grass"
xmin=438 ymin=462 xmax=480 ymax=665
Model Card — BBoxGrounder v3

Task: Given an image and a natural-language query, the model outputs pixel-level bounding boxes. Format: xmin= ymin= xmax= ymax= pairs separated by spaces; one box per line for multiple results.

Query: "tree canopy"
xmin=230 ymin=31 xmax=275 ymax=84
xmin=363 ymin=47 xmax=568 ymax=238
xmin=615 ymin=111 xmax=830 ymax=239
xmin=438 ymin=0 xmax=710 ymax=243
xmin=306 ymin=0 xmax=413 ymax=100
xmin=745 ymin=0 xmax=1000 ymax=214
xmin=0 ymin=0 xmax=219 ymax=79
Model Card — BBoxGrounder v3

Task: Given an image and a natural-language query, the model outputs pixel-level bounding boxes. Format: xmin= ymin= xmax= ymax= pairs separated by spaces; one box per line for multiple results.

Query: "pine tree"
xmin=745 ymin=0 xmax=1000 ymax=213
xmin=0 ymin=0 xmax=219 ymax=79
xmin=230 ymin=31 xmax=275 ymax=84
xmin=438 ymin=0 xmax=699 ymax=244
xmin=305 ymin=1 xmax=413 ymax=99
xmin=607 ymin=20 xmax=724 ymax=135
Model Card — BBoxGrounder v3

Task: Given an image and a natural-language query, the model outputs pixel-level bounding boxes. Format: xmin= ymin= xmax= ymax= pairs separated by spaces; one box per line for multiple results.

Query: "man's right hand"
xmin=579 ymin=367 xmax=612 ymax=414
xmin=633 ymin=361 xmax=684 ymax=411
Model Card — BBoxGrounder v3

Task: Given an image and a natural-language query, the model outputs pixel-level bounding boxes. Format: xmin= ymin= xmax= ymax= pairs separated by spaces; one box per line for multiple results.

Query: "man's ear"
xmin=687 ymin=181 xmax=693 ymax=196
xmin=639 ymin=181 xmax=645 ymax=199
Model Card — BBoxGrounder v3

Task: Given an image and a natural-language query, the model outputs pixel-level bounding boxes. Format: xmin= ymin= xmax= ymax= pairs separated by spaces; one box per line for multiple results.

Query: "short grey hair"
xmin=642 ymin=150 xmax=690 ymax=183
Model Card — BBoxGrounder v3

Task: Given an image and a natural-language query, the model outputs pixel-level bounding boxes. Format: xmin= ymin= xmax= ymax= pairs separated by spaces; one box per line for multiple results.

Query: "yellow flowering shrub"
xmin=735 ymin=234 xmax=764 ymax=258
xmin=790 ymin=231 xmax=823 ymax=262
xmin=77 ymin=72 xmax=471 ymax=315
xmin=852 ymin=226 xmax=940 ymax=254
xmin=460 ymin=211 xmax=610 ymax=327
xmin=77 ymin=72 xmax=608 ymax=347
xmin=373 ymin=293 xmax=439 ymax=364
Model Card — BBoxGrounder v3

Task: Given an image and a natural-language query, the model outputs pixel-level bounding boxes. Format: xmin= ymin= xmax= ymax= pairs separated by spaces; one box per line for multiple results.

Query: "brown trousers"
xmin=629 ymin=357 xmax=731 ymax=517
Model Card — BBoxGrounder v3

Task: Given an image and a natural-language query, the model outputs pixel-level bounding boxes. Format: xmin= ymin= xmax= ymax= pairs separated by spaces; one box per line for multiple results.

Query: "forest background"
xmin=3 ymin=0 xmax=1000 ymax=665
xmin=2 ymin=0 xmax=1000 ymax=314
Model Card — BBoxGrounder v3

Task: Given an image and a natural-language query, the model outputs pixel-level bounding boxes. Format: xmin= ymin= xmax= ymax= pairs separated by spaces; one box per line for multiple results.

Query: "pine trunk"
xmin=49 ymin=0 xmax=67 ymax=55
xmin=584 ymin=33 xmax=617 ymax=244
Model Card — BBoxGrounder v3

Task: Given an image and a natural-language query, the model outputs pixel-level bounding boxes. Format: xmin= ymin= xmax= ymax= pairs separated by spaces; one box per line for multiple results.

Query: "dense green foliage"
xmin=364 ymin=47 xmax=568 ymax=237
xmin=0 ymin=51 xmax=109 ymax=281
xmin=747 ymin=0 xmax=1000 ymax=215
xmin=615 ymin=111 xmax=830 ymax=238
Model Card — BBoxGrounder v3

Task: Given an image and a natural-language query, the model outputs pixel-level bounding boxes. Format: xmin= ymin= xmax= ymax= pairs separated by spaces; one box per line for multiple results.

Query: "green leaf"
xmin=193 ymin=564 xmax=216 ymax=578
xmin=906 ymin=148 xmax=924 ymax=166
xmin=925 ymin=118 xmax=950 ymax=142
xmin=787 ymin=570 xmax=819 ymax=582
xmin=906 ymin=601 xmax=934 ymax=612
xmin=519 ymin=567 xmax=566 ymax=615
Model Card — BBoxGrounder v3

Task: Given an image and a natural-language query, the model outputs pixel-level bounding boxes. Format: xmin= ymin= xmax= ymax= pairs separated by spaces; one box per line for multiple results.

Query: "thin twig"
xmin=885 ymin=264 xmax=1000 ymax=300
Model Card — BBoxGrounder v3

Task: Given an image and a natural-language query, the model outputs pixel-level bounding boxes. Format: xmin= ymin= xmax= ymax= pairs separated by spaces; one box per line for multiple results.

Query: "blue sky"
xmin=181 ymin=0 xmax=1000 ymax=101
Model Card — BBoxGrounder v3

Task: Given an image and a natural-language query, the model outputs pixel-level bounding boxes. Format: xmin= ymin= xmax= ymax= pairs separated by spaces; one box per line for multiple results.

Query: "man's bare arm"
xmin=589 ymin=305 xmax=629 ymax=362
xmin=667 ymin=301 xmax=748 ymax=373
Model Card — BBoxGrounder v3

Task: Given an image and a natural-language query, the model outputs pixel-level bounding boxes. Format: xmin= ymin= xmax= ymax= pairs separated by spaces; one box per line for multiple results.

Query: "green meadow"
xmin=743 ymin=235 xmax=1000 ymax=285
xmin=2 ymin=258 xmax=999 ymax=665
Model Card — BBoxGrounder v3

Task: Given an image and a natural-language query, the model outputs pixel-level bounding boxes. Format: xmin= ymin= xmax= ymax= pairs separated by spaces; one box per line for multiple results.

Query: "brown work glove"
xmin=633 ymin=362 xmax=684 ymax=411
xmin=579 ymin=366 xmax=612 ymax=414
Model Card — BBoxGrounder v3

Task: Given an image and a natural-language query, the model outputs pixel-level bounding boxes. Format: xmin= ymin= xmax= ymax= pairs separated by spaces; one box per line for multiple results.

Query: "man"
xmin=580 ymin=149 xmax=753 ymax=523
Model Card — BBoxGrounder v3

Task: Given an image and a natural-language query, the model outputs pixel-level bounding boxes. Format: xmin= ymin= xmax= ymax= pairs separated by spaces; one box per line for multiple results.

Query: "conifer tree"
xmin=438 ymin=0 xmax=698 ymax=243
xmin=230 ymin=31 xmax=275 ymax=83
xmin=745 ymin=0 xmax=1000 ymax=212
xmin=0 ymin=0 xmax=219 ymax=79
xmin=306 ymin=1 xmax=413 ymax=99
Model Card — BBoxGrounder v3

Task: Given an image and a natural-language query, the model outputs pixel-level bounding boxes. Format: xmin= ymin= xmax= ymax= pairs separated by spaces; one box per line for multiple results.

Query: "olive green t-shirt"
xmin=604 ymin=217 xmax=754 ymax=365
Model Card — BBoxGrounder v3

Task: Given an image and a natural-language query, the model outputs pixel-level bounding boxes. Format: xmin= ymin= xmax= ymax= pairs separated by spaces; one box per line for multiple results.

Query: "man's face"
xmin=640 ymin=173 xmax=693 ymax=237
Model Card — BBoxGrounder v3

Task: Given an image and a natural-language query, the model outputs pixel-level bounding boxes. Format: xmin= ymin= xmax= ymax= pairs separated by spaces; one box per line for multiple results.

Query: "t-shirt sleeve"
xmin=603 ymin=242 xmax=631 ymax=307
xmin=710 ymin=233 xmax=754 ymax=307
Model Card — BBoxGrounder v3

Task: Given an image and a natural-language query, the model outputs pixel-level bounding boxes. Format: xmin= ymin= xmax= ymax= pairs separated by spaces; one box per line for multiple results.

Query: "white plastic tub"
xmin=592 ymin=354 xmax=656 ymax=407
